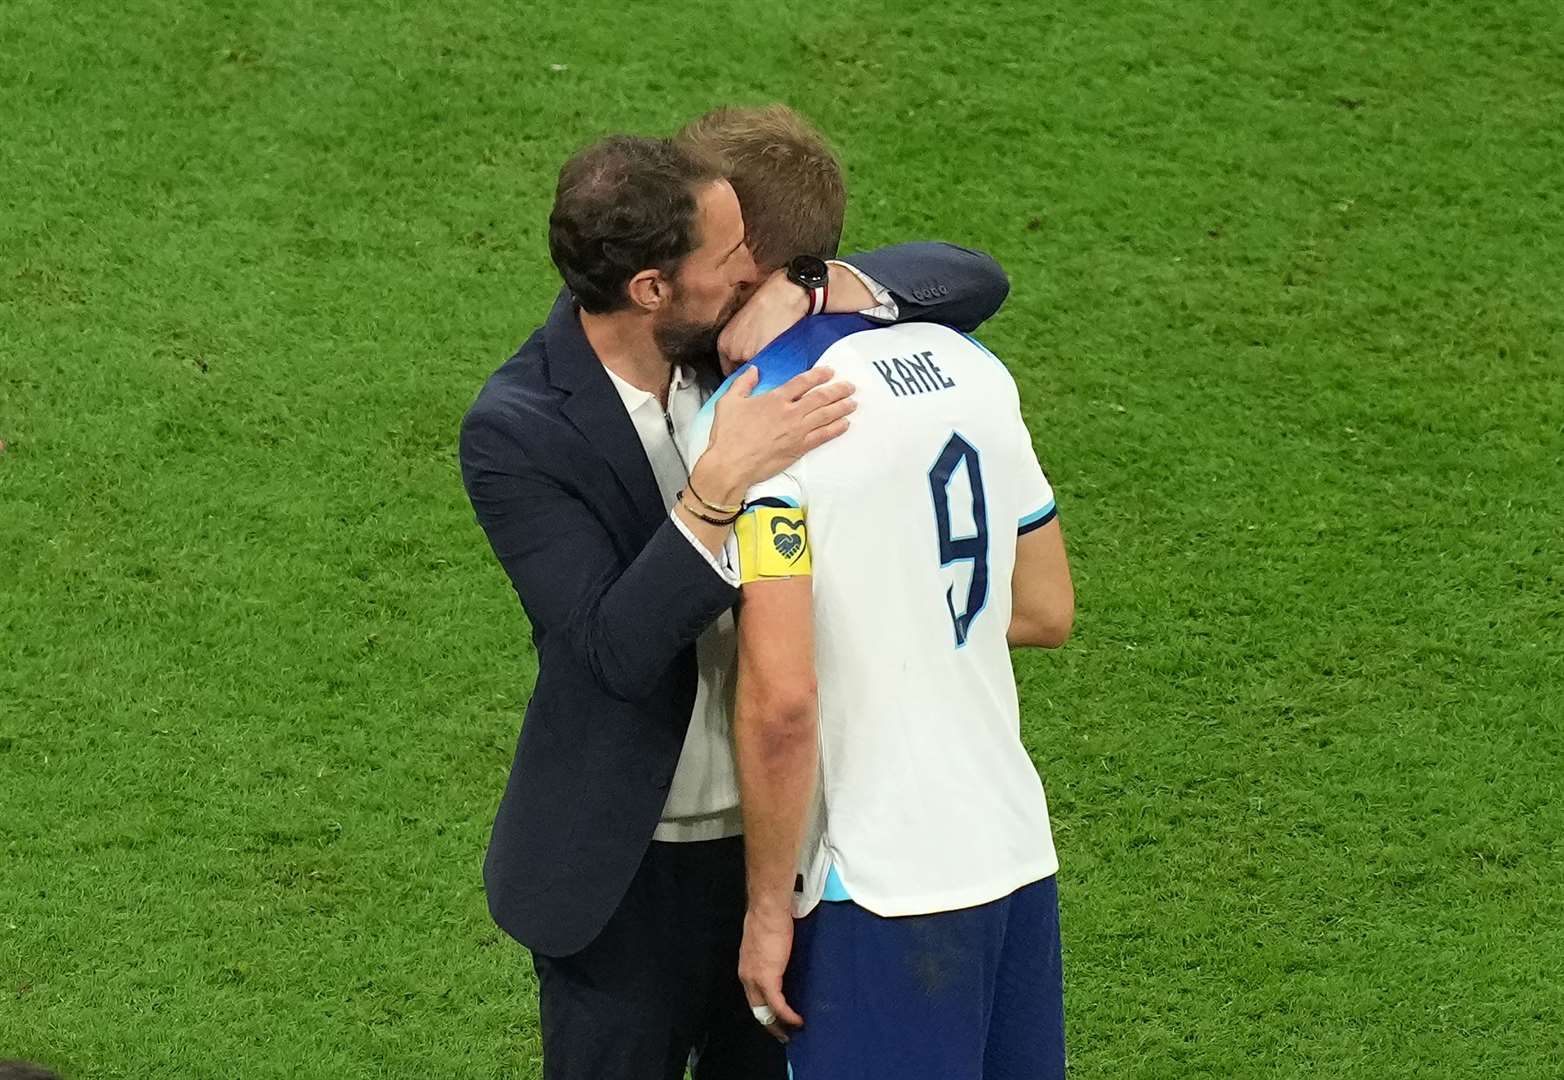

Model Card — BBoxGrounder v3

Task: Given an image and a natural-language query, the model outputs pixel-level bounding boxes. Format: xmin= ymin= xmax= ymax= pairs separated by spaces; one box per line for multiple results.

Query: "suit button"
xmin=937 ymin=284 xmax=950 ymax=297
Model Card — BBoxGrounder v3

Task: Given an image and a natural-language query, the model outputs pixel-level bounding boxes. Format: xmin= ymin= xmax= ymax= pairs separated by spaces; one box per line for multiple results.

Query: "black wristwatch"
xmin=786 ymin=254 xmax=831 ymax=316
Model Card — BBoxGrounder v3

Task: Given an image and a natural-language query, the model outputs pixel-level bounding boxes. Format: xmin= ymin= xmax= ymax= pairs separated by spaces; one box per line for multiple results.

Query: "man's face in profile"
xmin=653 ymin=178 xmax=756 ymax=377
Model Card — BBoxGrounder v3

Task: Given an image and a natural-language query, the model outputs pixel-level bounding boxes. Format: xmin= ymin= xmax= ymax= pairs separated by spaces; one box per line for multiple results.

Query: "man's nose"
xmin=733 ymin=242 xmax=760 ymax=287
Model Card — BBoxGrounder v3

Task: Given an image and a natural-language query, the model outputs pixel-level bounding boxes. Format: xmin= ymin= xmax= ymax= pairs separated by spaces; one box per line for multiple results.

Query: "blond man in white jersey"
xmin=681 ymin=109 xmax=1075 ymax=1080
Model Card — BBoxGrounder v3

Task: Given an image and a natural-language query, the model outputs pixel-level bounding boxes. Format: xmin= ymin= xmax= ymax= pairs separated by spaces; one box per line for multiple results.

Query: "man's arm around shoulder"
xmin=839 ymin=241 xmax=1010 ymax=331
xmin=717 ymin=241 xmax=1011 ymax=369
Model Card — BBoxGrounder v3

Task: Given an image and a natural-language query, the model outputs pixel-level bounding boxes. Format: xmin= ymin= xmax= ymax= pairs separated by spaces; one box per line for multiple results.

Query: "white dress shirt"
xmin=605 ymin=264 xmax=897 ymax=844
xmin=603 ymin=363 xmax=745 ymax=842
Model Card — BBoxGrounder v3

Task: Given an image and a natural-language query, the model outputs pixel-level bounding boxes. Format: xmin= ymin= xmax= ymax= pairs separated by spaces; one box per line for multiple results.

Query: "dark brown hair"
xmin=547 ymin=135 xmax=722 ymax=313
xmin=678 ymin=105 xmax=847 ymax=270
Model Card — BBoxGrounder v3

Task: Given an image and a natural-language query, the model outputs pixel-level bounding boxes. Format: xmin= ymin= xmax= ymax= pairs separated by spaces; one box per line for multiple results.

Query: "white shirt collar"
xmin=603 ymin=363 xmax=692 ymax=415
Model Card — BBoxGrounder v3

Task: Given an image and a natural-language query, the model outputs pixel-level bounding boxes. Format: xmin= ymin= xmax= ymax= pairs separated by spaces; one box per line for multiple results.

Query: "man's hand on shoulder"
xmin=696 ymin=365 xmax=856 ymax=496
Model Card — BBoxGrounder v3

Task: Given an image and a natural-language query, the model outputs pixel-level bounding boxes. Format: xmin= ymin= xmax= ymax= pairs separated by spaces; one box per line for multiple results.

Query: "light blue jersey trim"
xmin=695 ymin=314 xmax=879 ymax=426
xmin=821 ymin=864 xmax=852 ymax=902
xmin=961 ymin=330 xmax=1007 ymax=368
xmin=1018 ymin=500 xmax=1058 ymax=534
xmin=747 ymin=495 xmax=800 ymax=510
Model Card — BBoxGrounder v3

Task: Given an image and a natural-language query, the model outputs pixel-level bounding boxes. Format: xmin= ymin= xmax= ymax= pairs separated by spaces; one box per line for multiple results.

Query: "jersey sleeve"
xmin=961 ymin=331 xmax=1056 ymax=536
xmin=1013 ymin=402 xmax=1056 ymax=535
xmin=727 ymin=470 xmax=812 ymax=583
xmin=1016 ymin=439 xmax=1056 ymax=535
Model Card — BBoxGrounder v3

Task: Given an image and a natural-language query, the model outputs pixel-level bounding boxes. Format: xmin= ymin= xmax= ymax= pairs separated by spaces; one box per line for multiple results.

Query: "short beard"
xmin=654 ymin=292 xmax=744 ymax=384
xmin=653 ymin=314 xmax=723 ymax=384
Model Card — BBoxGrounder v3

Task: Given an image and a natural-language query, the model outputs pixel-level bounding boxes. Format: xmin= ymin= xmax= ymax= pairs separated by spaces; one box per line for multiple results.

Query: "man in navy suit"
xmin=460 ymin=116 xmax=1011 ymax=1079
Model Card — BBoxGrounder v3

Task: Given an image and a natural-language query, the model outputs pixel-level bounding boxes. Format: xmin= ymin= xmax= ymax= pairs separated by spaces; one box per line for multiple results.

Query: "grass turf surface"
xmin=3 ymin=0 xmax=1562 ymax=1076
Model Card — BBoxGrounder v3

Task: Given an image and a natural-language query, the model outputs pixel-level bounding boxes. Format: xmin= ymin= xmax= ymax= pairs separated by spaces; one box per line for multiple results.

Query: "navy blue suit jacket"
xmin=460 ymin=243 xmax=1009 ymax=956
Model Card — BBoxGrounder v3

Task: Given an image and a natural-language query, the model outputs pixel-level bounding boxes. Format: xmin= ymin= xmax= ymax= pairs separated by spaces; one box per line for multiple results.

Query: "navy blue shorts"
xmin=784 ymin=875 xmax=1065 ymax=1080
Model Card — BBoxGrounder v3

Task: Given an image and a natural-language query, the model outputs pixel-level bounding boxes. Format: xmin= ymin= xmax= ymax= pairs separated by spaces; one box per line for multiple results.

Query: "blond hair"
xmin=678 ymin=104 xmax=847 ymax=270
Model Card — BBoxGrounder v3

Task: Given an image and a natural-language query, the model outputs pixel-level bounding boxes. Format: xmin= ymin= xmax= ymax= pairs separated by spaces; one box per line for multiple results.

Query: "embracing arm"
xmin=838 ymin=241 xmax=1009 ymax=331
xmin=718 ymin=242 xmax=1011 ymax=368
xmin=460 ymin=411 xmax=736 ymax=702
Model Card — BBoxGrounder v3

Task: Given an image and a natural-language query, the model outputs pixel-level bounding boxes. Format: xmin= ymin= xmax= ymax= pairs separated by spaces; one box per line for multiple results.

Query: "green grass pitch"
xmin=2 ymin=1 xmax=1561 ymax=1076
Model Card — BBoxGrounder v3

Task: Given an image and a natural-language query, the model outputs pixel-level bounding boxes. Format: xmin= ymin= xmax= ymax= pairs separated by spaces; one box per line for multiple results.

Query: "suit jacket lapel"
xmin=544 ymin=290 xmax=668 ymax=537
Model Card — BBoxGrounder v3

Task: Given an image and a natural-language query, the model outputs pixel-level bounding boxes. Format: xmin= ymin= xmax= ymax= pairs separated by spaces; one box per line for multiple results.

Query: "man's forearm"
xmin=736 ymin=695 xmax=819 ymax=915
xmin=822 ymin=262 xmax=875 ymax=313
xmin=838 ymin=241 xmax=1009 ymax=331
xmin=717 ymin=242 xmax=1008 ymax=368
xmin=460 ymin=415 xmax=738 ymax=701
xmin=678 ymin=451 xmax=748 ymax=559
xmin=569 ymin=518 xmax=738 ymax=698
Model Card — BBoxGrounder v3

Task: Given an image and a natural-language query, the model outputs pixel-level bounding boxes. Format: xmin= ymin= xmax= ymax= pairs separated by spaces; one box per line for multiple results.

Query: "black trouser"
xmin=531 ymin=837 xmax=786 ymax=1080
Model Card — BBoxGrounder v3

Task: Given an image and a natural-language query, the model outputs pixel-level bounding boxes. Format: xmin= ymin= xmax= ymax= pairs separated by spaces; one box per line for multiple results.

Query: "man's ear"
xmin=626 ymin=269 xmax=671 ymax=313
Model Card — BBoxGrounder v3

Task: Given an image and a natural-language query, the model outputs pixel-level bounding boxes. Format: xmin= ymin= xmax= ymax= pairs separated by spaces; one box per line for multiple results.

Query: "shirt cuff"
xmin=829 ymin=259 xmax=899 ymax=323
xmin=671 ymin=508 xmax=741 ymax=587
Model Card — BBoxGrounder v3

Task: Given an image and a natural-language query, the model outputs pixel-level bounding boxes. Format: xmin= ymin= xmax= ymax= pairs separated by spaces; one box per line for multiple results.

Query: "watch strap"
xmin=805 ymin=279 xmax=828 ymax=316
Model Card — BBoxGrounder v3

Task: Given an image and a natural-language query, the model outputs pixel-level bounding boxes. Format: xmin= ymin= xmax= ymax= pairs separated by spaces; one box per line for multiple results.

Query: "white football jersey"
xmin=686 ymin=315 xmax=1059 ymax=918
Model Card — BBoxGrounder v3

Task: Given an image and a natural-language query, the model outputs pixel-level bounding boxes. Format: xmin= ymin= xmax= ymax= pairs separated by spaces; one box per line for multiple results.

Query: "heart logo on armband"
xmin=770 ymin=517 xmax=807 ymax=563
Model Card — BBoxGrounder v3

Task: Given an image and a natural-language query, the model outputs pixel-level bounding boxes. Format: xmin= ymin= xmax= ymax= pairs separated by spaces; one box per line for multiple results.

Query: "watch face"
xmin=788 ymin=255 xmax=830 ymax=290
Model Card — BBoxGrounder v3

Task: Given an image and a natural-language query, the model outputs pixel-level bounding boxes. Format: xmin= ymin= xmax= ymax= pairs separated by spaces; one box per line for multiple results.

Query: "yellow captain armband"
xmin=735 ymin=503 xmax=812 ymax=582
